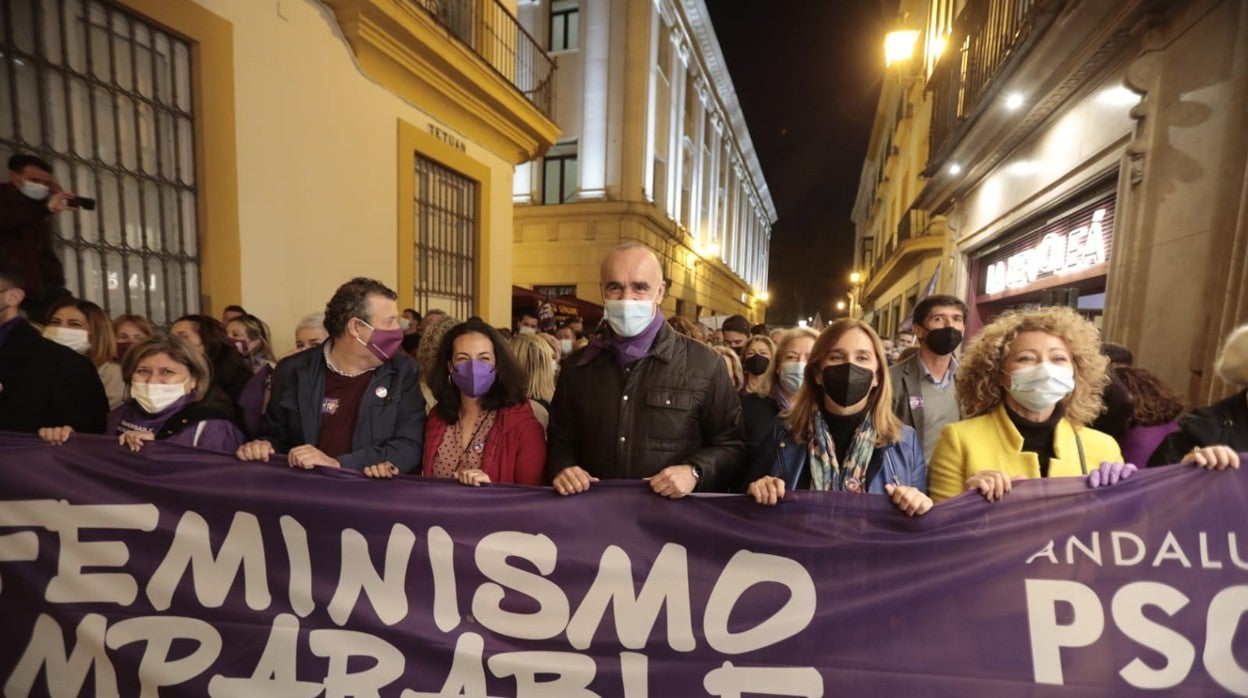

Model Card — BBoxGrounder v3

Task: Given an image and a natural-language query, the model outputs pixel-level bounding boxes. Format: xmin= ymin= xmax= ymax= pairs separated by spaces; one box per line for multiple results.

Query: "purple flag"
xmin=0 ymin=431 xmax=1245 ymax=696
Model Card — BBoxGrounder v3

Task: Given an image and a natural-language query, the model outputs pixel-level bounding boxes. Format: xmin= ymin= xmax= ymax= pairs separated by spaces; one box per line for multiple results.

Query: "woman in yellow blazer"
xmin=928 ymin=306 xmax=1131 ymax=503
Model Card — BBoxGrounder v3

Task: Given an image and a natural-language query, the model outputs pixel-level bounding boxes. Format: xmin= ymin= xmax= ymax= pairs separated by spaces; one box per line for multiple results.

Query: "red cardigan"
xmin=422 ymin=402 xmax=546 ymax=485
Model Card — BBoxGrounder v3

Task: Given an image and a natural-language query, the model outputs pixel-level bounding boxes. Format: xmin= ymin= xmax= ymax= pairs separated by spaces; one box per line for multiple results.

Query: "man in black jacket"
xmin=546 ymin=243 xmax=744 ymax=496
xmin=0 ymin=265 xmax=108 ymax=433
xmin=0 ymin=154 xmax=76 ymax=321
xmin=236 ymin=277 xmax=425 ymax=474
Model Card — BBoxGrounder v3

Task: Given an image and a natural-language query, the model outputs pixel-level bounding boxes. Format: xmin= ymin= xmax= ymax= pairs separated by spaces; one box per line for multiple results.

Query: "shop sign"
xmin=984 ymin=206 xmax=1109 ymax=295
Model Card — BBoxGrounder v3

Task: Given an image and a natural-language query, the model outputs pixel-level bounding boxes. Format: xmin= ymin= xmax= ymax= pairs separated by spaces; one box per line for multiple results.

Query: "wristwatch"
xmin=689 ymin=464 xmax=702 ymax=480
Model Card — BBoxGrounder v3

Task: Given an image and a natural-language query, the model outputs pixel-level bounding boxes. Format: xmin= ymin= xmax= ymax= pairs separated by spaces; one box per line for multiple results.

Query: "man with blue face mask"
xmin=546 ymin=242 xmax=745 ymax=497
xmin=0 ymin=154 xmax=76 ymax=321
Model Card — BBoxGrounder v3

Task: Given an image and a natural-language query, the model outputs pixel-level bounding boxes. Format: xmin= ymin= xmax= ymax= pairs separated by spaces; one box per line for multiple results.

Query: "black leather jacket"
xmin=1147 ymin=390 xmax=1248 ymax=467
xmin=545 ymin=323 xmax=745 ymax=491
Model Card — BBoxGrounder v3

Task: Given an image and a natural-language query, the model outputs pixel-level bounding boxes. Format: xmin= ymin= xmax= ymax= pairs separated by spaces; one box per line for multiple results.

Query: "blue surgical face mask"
xmin=778 ymin=361 xmax=806 ymax=395
xmin=604 ymin=299 xmax=656 ymax=338
xmin=1007 ymin=362 xmax=1075 ymax=412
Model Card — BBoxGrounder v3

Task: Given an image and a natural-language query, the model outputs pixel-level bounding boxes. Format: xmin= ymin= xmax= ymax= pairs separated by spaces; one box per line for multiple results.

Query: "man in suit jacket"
xmin=0 ymin=265 xmax=108 ymax=433
xmin=889 ymin=294 xmax=968 ymax=462
xmin=236 ymin=277 xmax=425 ymax=474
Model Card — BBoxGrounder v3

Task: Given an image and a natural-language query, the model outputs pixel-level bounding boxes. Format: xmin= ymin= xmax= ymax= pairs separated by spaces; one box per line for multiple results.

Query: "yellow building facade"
xmin=511 ymin=0 xmax=775 ymax=325
xmin=2 ymin=0 xmax=557 ymax=352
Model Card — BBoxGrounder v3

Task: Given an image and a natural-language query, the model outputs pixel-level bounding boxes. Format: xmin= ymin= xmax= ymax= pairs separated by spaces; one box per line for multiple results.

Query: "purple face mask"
xmin=451 ymin=359 xmax=496 ymax=398
xmin=357 ymin=319 xmax=404 ymax=361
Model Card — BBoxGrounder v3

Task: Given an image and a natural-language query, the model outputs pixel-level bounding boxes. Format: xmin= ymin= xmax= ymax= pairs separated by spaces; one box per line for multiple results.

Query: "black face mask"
xmin=821 ymin=363 xmax=875 ymax=408
xmin=924 ymin=327 xmax=963 ymax=356
xmin=742 ymin=354 xmax=770 ymax=376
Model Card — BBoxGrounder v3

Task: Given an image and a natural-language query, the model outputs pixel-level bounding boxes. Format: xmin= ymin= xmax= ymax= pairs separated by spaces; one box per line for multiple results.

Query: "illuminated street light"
xmin=849 ymin=271 xmax=861 ymax=285
xmin=885 ymin=30 xmax=920 ymax=67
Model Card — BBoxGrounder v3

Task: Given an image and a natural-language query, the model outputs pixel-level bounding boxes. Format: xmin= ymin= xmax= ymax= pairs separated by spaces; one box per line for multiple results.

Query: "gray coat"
xmin=888 ymin=352 xmax=961 ymax=449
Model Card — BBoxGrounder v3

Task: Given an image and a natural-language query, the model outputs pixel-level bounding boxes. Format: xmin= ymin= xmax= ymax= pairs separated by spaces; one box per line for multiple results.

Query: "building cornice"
xmin=676 ymin=0 xmax=778 ymax=224
xmin=322 ymin=0 xmax=560 ymax=164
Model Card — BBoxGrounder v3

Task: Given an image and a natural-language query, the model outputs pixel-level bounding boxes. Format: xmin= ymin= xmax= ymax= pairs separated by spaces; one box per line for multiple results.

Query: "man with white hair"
xmin=546 ymin=242 xmax=745 ymax=496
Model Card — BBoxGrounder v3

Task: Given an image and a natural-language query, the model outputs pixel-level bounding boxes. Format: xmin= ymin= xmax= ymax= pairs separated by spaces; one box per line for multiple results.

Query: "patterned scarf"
xmin=807 ymin=409 xmax=878 ymax=492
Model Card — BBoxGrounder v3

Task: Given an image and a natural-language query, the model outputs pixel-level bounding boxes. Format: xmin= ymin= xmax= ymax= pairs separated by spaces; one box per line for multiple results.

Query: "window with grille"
xmin=0 ymin=0 xmax=199 ymax=325
xmin=549 ymin=0 xmax=578 ymax=52
xmin=414 ymin=155 xmax=476 ymax=321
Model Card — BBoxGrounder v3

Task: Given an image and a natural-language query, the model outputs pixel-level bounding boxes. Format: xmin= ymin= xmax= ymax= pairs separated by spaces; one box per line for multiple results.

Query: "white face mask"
xmin=604 ymin=299 xmax=656 ymax=338
xmin=131 ymin=380 xmax=189 ymax=414
xmin=779 ymin=361 xmax=806 ymax=395
xmin=550 ymin=359 xmax=559 ymax=374
xmin=44 ymin=326 xmax=91 ymax=354
xmin=19 ymin=180 xmax=50 ymax=201
xmin=559 ymin=338 xmax=573 ymax=356
xmin=1007 ymin=362 xmax=1075 ymax=413
xmin=518 ymin=326 xmax=537 ymax=335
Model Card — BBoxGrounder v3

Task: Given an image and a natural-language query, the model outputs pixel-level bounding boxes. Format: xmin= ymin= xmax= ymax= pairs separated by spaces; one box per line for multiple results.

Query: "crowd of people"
xmin=0 ymin=150 xmax=1242 ymax=507
xmin=1 ymin=241 xmax=1242 ymax=514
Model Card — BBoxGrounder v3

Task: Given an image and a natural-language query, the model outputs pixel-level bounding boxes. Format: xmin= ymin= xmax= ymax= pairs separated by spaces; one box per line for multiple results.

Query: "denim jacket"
xmin=749 ymin=414 xmax=927 ymax=494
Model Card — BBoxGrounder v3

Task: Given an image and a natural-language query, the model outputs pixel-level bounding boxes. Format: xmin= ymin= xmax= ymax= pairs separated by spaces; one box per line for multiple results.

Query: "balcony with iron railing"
xmin=923 ymin=0 xmax=1054 ymax=176
xmin=324 ymin=0 xmax=560 ymax=163
xmin=408 ymin=0 xmax=555 ymax=119
xmin=863 ymin=207 xmax=940 ymax=301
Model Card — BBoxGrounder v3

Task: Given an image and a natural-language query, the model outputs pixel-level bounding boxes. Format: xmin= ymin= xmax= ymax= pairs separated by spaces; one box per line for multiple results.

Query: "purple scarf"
xmin=771 ymin=383 xmax=794 ymax=411
xmin=106 ymin=394 xmax=194 ymax=435
xmin=577 ymin=307 xmax=666 ymax=366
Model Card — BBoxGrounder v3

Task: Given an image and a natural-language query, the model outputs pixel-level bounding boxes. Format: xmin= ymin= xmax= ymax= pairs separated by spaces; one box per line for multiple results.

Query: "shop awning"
xmin=511 ymin=286 xmax=603 ymax=328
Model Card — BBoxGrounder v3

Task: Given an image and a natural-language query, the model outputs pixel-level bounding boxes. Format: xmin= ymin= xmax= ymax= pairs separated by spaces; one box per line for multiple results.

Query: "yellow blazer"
xmin=928 ymin=404 xmax=1123 ymax=502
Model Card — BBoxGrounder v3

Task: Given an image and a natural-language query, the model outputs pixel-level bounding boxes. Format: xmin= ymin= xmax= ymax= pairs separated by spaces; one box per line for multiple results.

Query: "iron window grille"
xmin=414 ymin=154 xmax=476 ymax=321
xmin=0 ymin=0 xmax=199 ymax=325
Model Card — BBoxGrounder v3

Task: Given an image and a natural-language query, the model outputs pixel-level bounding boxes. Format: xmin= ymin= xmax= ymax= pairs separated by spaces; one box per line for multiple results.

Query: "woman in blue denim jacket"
xmin=745 ymin=319 xmax=931 ymax=516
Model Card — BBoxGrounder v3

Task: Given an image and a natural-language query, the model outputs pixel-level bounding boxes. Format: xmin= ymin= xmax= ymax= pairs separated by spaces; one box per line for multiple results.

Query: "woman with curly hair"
xmin=928 ymin=306 xmax=1133 ymax=503
xmin=420 ymin=320 xmax=545 ymax=486
xmin=745 ymin=319 xmax=931 ymax=516
xmin=1111 ymin=365 xmax=1183 ymax=466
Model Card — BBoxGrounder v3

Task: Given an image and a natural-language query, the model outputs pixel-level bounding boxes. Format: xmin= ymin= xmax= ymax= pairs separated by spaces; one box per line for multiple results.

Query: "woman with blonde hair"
xmin=740 ymin=335 xmax=775 ymax=396
xmin=44 ymin=298 xmax=124 ymax=408
xmin=741 ymin=327 xmax=817 ymax=470
xmin=746 ymin=319 xmax=930 ymax=516
xmin=112 ymin=313 xmax=152 ymax=360
xmin=928 ymin=306 xmax=1135 ymax=503
xmin=226 ymin=313 xmax=277 ymax=373
xmin=508 ymin=332 xmax=557 ymax=428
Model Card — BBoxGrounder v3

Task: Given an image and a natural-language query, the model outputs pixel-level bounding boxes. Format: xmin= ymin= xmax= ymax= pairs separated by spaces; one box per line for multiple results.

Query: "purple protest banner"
xmin=0 ymin=430 xmax=1245 ymax=696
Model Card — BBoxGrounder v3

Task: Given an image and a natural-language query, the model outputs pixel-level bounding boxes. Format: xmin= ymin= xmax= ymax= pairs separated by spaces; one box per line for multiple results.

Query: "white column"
xmin=579 ymin=0 xmax=609 ymax=199
xmin=643 ymin=5 xmax=658 ymax=202
xmin=667 ymin=40 xmax=689 ymax=220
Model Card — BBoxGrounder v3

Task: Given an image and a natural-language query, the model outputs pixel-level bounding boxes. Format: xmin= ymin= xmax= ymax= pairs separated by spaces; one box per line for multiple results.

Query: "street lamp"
xmin=848 ymin=271 xmax=864 ymax=319
xmin=836 ymin=300 xmax=846 ymax=313
xmin=884 ymin=29 xmax=920 ymax=67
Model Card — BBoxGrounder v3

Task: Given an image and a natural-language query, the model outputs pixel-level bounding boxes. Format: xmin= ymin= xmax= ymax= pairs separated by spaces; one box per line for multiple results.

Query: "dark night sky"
xmin=704 ymin=0 xmax=892 ymax=324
